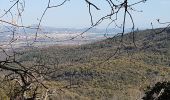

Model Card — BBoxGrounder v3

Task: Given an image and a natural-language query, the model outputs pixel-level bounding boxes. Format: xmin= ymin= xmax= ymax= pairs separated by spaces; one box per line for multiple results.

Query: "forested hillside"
xmin=1 ymin=28 xmax=170 ymax=99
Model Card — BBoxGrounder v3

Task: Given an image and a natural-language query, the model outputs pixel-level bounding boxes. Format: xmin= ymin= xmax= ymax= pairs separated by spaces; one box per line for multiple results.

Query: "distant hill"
xmin=1 ymin=27 xmax=170 ymax=99
xmin=0 ymin=25 xmax=126 ymax=34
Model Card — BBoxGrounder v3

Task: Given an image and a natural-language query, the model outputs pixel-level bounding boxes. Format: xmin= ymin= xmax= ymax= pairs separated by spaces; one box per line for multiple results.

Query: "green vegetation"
xmin=1 ymin=28 xmax=170 ymax=99
xmin=143 ymin=81 xmax=170 ymax=100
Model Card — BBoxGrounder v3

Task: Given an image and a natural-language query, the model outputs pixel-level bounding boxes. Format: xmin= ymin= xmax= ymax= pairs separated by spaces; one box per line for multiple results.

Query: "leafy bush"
xmin=143 ymin=81 xmax=170 ymax=100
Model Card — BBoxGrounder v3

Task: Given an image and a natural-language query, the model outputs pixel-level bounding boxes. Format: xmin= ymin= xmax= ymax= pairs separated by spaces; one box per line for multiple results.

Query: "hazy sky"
xmin=0 ymin=0 xmax=170 ymax=29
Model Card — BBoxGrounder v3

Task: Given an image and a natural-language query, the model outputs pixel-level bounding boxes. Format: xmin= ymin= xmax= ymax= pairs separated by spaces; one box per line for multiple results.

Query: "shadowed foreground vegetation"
xmin=0 ymin=28 xmax=170 ymax=99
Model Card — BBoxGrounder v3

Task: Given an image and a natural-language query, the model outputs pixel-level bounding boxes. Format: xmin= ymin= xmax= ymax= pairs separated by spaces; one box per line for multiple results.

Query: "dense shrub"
xmin=143 ymin=81 xmax=170 ymax=100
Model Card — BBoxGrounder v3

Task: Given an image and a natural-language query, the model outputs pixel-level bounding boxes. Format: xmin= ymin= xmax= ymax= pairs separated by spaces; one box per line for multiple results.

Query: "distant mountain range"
xmin=0 ymin=25 xmax=128 ymax=33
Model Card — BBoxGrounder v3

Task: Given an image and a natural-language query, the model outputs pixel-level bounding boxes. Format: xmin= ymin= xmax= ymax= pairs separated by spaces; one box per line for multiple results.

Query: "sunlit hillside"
xmin=0 ymin=28 xmax=169 ymax=99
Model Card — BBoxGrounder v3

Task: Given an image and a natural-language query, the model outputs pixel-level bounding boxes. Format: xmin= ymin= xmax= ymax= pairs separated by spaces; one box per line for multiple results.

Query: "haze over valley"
xmin=0 ymin=26 xmax=126 ymax=49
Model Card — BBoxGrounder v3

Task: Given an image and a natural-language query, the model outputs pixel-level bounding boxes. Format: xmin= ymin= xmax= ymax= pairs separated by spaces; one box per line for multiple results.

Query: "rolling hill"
xmin=1 ymin=27 xmax=170 ymax=100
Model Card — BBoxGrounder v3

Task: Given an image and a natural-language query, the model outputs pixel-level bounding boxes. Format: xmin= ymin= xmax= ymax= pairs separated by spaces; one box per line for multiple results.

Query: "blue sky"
xmin=0 ymin=0 xmax=170 ymax=29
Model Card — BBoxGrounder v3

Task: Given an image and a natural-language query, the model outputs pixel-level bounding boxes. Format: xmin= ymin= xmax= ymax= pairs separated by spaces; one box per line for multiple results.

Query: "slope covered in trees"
xmin=1 ymin=27 xmax=170 ymax=99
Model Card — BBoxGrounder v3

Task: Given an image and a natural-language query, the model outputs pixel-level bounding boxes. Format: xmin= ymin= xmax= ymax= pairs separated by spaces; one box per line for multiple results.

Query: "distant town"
xmin=0 ymin=26 xmax=125 ymax=49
